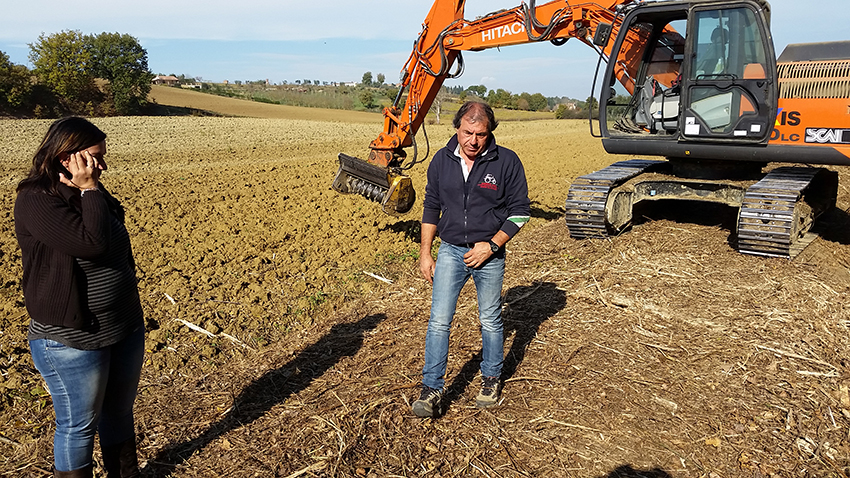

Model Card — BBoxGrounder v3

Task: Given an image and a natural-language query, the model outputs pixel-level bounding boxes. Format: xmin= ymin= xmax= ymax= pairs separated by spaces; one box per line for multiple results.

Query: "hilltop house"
xmin=152 ymin=75 xmax=179 ymax=86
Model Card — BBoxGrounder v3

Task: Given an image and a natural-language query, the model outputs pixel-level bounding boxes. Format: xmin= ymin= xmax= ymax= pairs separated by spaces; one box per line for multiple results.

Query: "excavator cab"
xmin=569 ymin=0 xmax=841 ymax=258
xmin=599 ymin=0 xmax=777 ymax=155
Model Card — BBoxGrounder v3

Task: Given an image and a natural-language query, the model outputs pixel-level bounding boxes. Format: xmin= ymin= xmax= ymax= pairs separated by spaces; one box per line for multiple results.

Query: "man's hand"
xmin=419 ymin=223 xmax=439 ymax=285
xmin=420 ymin=254 xmax=436 ymax=284
xmin=463 ymin=242 xmax=493 ymax=269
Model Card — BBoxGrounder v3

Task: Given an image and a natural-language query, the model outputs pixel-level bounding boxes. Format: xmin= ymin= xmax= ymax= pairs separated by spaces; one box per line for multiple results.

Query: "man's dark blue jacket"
xmin=422 ymin=133 xmax=530 ymax=245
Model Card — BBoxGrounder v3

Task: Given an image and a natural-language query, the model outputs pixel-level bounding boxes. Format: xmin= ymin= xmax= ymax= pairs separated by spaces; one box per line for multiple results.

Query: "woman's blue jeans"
xmin=422 ymin=242 xmax=505 ymax=390
xmin=29 ymin=327 xmax=145 ymax=472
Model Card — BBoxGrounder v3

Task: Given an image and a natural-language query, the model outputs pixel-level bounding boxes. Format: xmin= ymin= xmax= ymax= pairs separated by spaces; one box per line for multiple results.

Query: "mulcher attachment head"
xmin=332 ymin=153 xmax=416 ymax=216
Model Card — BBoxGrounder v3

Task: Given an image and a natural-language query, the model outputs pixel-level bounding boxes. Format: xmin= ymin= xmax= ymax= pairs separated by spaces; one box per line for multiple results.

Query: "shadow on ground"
xmin=531 ymin=202 xmax=563 ymax=221
xmin=441 ymin=281 xmax=566 ymax=411
xmin=816 ymin=206 xmax=850 ymax=245
xmin=600 ymin=464 xmax=673 ymax=478
xmin=143 ymin=313 xmax=386 ymax=477
xmin=146 ymin=103 xmax=224 ymax=117
xmin=383 ymin=219 xmax=422 ymax=243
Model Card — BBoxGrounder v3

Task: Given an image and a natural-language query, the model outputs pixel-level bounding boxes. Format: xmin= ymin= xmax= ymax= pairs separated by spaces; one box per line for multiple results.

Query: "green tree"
xmin=376 ymin=73 xmax=385 ymax=86
xmin=529 ymin=92 xmax=548 ymax=111
xmin=87 ymin=32 xmax=153 ymax=114
xmin=361 ymin=71 xmax=372 ymax=87
xmin=0 ymin=51 xmax=33 ymax=114
xmin=516 ymin=96 xmax=530 ymax=111
xmin=555 ymin=104 xmax=568 ymax=119
xmin=360 ymin=90 xmax=375 ymax=109
xmin=486 ymin=88 xmax=513 ymax=108
xmin=467 ymin=84 xmax=487 ymax=97
xmin=586 ymin=96 xmax=599 ymax=118
xmin=29 ymin=30 xmax=96 ymax=103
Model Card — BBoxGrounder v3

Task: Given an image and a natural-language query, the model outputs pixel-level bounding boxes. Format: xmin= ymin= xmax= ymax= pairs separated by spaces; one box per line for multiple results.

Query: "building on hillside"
xmin=152 ymin=75 xmax=179 ymax=86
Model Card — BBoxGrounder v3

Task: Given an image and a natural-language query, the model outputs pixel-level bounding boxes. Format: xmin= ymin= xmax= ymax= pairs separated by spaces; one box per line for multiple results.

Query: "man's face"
xmin=456 ymin=116 xmax=490 ymax=160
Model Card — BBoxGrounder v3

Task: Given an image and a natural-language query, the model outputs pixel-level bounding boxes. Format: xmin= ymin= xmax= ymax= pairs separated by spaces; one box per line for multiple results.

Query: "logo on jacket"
xmin=479 ymin=173 xmax=498 ymax=190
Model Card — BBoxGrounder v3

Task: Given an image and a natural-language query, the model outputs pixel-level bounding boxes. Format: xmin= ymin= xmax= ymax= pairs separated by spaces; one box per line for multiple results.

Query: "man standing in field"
xmin=413 ymin=101 xmax=530 ymax=418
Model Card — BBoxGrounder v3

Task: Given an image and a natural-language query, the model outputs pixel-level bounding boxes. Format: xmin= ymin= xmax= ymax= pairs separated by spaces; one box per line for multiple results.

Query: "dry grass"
xmin=115 ymin=217 xmax=850 ymax=477
xmin=3 ymin=91 xmax=850 ymax=477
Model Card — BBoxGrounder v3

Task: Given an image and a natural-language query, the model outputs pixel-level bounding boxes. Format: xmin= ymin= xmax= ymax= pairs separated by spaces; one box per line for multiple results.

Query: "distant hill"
xmin=148 ymin=85 xmax=382 ymax=122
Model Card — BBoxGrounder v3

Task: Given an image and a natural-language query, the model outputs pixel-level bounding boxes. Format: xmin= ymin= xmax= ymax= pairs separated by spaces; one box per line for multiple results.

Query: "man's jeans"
xmin=30 ymin=327 xmax=144 ymax=472
xmin=422 ymin=242 xmax=505 ymax=390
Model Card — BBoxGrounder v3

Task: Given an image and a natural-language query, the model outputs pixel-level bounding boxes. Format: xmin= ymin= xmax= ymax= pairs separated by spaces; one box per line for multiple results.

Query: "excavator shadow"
xmin=630 ymin=199 xmax=850 ymax=249
xmin=531 ymin=202 xmax=563 ymax=221
xmin=441 ymin=282 xmax=566 ymax=411
xmin=382 ymin=219 xmax=421 ymax=243
xmin=631 ymin=199 xmax=739 ymax=234
xmin=813 ymin=206 xmax=850 ymax=245
xmin=142 ymin=313 xmax=386 ymax=477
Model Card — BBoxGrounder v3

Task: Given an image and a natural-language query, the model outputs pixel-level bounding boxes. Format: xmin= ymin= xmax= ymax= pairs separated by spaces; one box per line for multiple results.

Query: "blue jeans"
xmin=422 ymin=242 xmax=505 ymax=390
xmin=30 ymin=328 xmax=145 ymax=472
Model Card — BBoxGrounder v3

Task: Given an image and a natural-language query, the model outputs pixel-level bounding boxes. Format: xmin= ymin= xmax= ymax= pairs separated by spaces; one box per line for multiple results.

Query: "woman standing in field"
xmin=14 ymin=117 xmax=145 ymax=478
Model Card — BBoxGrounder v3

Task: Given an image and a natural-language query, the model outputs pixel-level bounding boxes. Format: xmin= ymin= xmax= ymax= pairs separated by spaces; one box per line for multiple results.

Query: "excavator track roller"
xmin=564 ymin=159 xmax=665 ymax=238
xmin=332 ymin=153 xmax=416 ymax=216
xmin=736 ymin=167 xmax=838 ymax=259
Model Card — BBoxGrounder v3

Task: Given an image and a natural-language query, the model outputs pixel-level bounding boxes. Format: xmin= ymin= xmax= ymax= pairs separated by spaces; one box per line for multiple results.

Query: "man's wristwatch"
xmin=488 ymin=240 xmax=500 ymax=253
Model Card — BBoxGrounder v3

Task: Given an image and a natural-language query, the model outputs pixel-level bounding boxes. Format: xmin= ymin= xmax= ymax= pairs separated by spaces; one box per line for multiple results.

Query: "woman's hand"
xmin=59 ymin=150 xmax=101 ymax=190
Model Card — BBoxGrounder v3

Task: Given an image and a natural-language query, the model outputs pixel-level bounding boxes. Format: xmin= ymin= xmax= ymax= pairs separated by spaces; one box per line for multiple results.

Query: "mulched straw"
xmin=7 ymin=182 xmax=850 ymax=477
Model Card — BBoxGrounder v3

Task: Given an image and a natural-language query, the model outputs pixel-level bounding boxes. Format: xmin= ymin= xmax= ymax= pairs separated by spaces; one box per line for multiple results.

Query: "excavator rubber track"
xmin=564 ymin=159 xmax=665 ymax=238
xmin=736 ymin=167 xmax=837 ymax=259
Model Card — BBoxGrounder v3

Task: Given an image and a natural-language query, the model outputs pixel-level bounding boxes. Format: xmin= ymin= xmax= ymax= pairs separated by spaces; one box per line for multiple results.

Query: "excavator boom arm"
xmin=367 ymin=0 xmax=646 ymax=167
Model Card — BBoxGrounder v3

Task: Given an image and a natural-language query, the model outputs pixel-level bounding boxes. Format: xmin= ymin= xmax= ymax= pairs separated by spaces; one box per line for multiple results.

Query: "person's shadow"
xmin=442 ymin=281 xmax=566 ymax=410
xmin=601 ymin=464 xmax=673 ymax=478
xmin=142 ymin=313 xmax=386 ymax=477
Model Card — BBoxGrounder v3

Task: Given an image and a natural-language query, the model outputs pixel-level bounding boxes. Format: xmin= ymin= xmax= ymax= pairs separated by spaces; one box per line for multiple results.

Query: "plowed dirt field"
xmin=3 ymin=88 xmax=850 ymax=477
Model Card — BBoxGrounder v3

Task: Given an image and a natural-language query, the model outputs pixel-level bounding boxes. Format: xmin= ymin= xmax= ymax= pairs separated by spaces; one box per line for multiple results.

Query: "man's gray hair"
xmin=453 ymin=101 xmax=498 ymax=132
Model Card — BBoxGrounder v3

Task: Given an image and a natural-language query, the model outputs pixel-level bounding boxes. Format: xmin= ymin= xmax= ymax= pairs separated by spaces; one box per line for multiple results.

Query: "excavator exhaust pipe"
xmin=332 ymin=153 xmax=416 ymax=216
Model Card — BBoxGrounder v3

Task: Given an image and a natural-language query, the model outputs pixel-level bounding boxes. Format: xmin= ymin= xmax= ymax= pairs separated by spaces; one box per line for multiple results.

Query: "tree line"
xmin=0 ymin=30 xmax=153 ymax=118
xmin=360 ymin=72 xmax=590 ymax=114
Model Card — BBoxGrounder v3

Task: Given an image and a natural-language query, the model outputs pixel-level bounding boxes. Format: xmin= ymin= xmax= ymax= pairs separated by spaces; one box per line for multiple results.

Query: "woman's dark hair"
xmin=452 ymin=101 xmax=498 ymax=132
xmin=17 ymin=117 xmax=107 ymax=195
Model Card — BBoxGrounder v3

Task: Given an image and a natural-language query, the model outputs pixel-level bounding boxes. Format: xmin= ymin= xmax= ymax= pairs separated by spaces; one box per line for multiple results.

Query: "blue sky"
xmin=1 ymin=0 xmax=846 ymax=100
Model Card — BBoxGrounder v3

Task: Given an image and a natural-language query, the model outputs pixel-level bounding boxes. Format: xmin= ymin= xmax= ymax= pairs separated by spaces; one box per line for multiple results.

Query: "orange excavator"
xmin=332 ymin=0 xmax=850 ymax=258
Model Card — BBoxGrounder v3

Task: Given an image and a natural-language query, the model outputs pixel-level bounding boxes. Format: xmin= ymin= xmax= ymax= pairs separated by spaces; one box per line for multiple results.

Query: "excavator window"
xmin=611 ymin=16 xmax=687 ymax=136
xmin=692 ymin=8 xmax=767 ymax=81
xmin=603 ymin=1 xmax=774 ymax=145
xmin=683 ymin=6 xmax=772 ymax=140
